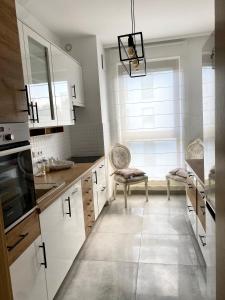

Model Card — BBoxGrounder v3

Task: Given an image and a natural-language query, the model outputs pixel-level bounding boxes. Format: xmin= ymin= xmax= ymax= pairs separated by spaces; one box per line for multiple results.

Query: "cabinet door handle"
xmin=7 ymin=233 xmax=29 ymax=251
xmin=65 ymin=196 xmax=72 ymax=217
xmin=187 ymin=205 xmax=194 ymax=212
xmin=101 ymin=187 xmax=106 ymax=192
xmin=72 ymin=84 xmax=77 ymax=98
xmin=20 ymin=85 xmax=31 ymax=115
xmin=30 ymin=102 xmax=39 ymax=123
xmin=199 ymin=235 xmax=206 ymax=247
xmin=72 ymin=106 xmax=76 ymax=123
xmin=39 ymin=242 xmax=47 ymax=269
xmin=94 ymin=171 xmax=98 ymax=184
xmin=34 ymin=102 xmax=39 ymax=123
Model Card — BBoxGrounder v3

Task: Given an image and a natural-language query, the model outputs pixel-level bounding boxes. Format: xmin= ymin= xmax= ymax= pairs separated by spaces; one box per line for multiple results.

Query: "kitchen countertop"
xmin=35 ymin=156 xmax=104 ymax=213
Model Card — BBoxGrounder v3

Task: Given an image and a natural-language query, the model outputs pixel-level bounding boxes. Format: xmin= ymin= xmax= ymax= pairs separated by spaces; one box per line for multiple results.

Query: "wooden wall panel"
xmin=0 ymin=210 xmax=13 ymax=300
xmin=215 ymin=1 xmax=225 ymax=299
xmin=0 ymin=0 xmax=27 ymax=123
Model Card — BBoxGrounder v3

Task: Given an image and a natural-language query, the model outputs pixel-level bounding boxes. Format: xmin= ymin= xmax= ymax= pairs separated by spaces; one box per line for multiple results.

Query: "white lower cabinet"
xmin=186 ymin=197 xmax=197 ymax=235
xmin=39 ymin=180 xmax=85 ymax=300
xmin=10 ymin=235 xmax=48 ymax=300
xmin=206 ymin=205 xmax=216 ymax=300
xmin=92 ymin=160 xmax=107 ymax=218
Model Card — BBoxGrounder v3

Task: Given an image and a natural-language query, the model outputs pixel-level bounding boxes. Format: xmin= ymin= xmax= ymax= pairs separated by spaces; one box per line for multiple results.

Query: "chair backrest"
xmin=109 ymin=143 xmax=131 ymax=170
xmin=186 ymin=138 xmax=204 ymax=159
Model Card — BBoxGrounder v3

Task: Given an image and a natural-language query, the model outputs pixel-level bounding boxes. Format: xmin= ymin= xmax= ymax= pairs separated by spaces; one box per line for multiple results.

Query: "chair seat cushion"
xmin=166 ymin=174 xmax=187 ymax=183
xmin=114 ymin=174 xmax=148 ymax=184
xmin=169 ymin=167 xmax=188 ymax=179
xmin=114 ymin=168 xmax=145 ymax=179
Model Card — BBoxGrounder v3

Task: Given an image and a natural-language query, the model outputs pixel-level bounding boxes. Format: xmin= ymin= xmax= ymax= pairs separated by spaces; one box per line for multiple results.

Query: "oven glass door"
xmin=0 ymin=142 xmax=36 ymax=229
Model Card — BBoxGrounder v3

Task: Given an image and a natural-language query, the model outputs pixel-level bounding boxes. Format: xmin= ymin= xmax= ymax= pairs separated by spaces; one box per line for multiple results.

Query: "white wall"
xmin=62 ymin=35 xmax=105 ymax=157
xmin=16 ymin=2 xmax=62 ymax=47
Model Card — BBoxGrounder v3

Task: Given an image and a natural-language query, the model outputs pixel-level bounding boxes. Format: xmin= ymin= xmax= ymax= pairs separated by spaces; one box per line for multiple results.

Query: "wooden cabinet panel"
xmin=82 ymin=172 xmax=95 ymax=236
xmin=197 ymin=191 xmax=206 ymax=231
xmin=0 ymin=0 xmax=27 ymax=123
xmin=6 ymin=211 xmax=41 ymax=265
xmin=10 ymin=236 xmax=48 ymax=300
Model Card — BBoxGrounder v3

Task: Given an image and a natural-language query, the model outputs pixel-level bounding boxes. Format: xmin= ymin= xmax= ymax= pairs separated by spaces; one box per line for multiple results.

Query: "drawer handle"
xmin=7 ymin=233 xmax=29 ymax=251
xmin=85 ymin=177 xmax=91 ymax=182
xmin=39 ymin=242 xmax=47 ymax=269
xmin=200 ymin=191 xmax=205 ymax=198
xmin=187 ymin=205 xmax=194 ymax=212
xmin=200 ymin=205 xmax=205 ymax=215
xmin=199 ymin=235 xmax=206 ymax=247
xmin=101 ymin=187 xmax=106 ymax=192
xmin=187 ymin=183 xmax=193 ymax=189
xmin=72 ymin=189 xmax=78 ymax=195
xmin=65 ymin=196 xmax=72 ymax=217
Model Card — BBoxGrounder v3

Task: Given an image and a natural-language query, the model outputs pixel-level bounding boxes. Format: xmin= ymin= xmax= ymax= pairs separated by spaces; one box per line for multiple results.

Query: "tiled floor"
xmin=56 ymin=194 xmax=207 ymax=300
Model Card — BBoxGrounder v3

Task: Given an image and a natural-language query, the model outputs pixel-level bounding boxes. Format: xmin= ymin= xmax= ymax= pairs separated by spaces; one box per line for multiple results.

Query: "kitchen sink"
xmin=35 ymin=182 xmax=65 ymax=200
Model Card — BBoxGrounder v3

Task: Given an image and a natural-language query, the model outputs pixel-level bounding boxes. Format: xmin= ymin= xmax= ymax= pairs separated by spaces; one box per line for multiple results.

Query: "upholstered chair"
xmin=109 ymin=143 xmax=149 ymax=208
xmin=166 ymin=139 xmax=204 ymax=200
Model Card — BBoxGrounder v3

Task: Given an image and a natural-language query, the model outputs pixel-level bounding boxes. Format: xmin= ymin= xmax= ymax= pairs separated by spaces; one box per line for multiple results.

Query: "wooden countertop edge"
xmin=37 ymin=156 xmax=105 ymax=213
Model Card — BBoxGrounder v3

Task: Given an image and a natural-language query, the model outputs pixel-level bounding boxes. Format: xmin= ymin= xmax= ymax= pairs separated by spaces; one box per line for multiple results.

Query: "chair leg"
xmin=113 ymin=182 xmax=118 ymax=200
xmin=166 ymin=177 xmax=170 ymax=200
xmin=145 ymin=179 xmax=149 ymax=202
xmin=128 ymin=185 xmax=131 ymax=195
xmin=124 ymin=184 xmax=128 ymax=208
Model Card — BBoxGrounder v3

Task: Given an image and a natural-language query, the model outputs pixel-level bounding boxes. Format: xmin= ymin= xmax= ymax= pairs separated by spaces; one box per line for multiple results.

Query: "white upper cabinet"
xmin=18 ymin=22 xmax=85 ymax=128
xmin=50 ymin=44 xmax=74 ymax=125
xmin=10 ymin=235 xmax=48 ymax=300
xmin=22 ymin=25 xmax=57 ymax=128
xmin=69 ymin=59 xmax=85 ymax=107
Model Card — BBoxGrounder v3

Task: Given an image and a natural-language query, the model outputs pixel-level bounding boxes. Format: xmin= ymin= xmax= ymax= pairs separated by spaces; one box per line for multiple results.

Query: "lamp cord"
xmin=131 ymin=0 xmax=135 ymax=34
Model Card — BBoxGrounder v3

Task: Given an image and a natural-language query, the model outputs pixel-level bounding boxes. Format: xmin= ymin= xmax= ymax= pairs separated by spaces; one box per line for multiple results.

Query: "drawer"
xmin=6 ymin=211 xmax=41 ymax=265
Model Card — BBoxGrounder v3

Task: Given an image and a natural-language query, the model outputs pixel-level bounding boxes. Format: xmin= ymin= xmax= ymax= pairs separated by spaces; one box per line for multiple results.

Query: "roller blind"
xmin=117 ymin=58 xmax=184 ymax=180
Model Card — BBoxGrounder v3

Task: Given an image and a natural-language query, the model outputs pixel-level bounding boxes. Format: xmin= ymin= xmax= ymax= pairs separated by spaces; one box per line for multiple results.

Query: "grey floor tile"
xmin=142 ymin=214 xmax=190 ymax=235
xmin=56 ymin=260 xmax=138 ymax=300
xmin=80 ymin=232 xmax=141 ymax=263
xmin=136 ymin=263 xmax=206 ymax=300
xmin=95 ymin=213 xmax=143 ymax=234
xmin=139 ymin=234 xmax=199 ymax=265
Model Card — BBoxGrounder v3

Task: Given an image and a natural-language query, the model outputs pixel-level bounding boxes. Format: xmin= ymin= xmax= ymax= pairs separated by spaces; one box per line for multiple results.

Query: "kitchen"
xmin=0 ymin=0 xmax=224 ymax=299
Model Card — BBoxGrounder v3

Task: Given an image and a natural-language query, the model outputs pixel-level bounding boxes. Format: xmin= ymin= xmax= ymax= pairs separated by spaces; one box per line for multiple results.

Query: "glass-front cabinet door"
xmin=50 ymin=44 xmax=73 ymax=125
xmin=22 ymin=26 xmax=57 ymax=128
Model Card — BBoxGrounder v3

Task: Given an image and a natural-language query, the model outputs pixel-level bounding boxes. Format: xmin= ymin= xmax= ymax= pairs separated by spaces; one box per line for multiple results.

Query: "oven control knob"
xmin=4 ymin=134 xmax=14 ymax=141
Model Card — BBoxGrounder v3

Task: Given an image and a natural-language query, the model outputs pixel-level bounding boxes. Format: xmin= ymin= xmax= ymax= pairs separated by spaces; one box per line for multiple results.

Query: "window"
xmin=117 ymin=58 xmax=184 ymax=180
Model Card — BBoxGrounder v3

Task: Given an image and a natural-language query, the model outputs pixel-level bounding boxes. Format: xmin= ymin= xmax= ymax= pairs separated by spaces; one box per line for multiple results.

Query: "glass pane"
xmin=28 ymin=37 xmax=53 ymax=119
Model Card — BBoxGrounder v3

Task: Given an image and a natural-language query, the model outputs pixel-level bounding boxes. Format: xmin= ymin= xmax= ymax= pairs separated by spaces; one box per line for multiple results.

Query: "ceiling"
xmin=17 ymin=0 xmax=214 ymax=46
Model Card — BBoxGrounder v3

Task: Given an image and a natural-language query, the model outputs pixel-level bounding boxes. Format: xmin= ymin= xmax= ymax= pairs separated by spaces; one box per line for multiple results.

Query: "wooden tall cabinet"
xmin=215 ymin=1 xmax=225 ymax=299
xmin=0 ymin=0 xmax=28 ymax=123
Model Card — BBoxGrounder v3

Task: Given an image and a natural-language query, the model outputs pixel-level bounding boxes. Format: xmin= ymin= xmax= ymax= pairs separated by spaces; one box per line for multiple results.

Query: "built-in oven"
xmin=0 ymin=123 xmax=36 ymax=231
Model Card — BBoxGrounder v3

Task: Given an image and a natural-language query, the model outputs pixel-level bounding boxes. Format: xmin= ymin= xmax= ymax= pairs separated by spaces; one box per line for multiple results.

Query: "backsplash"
xmin=30 ymin=127 xmax=72 ymax=167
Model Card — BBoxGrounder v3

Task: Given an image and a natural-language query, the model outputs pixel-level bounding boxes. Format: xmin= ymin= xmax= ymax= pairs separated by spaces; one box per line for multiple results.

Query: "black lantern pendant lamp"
xmin=118 ymin=0 xmax=146 ymax=77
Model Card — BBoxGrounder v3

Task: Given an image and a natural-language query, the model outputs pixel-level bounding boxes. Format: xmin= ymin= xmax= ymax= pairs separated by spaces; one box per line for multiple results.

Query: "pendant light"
xmin=118 ymin=0 xmax=146 ymax=77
